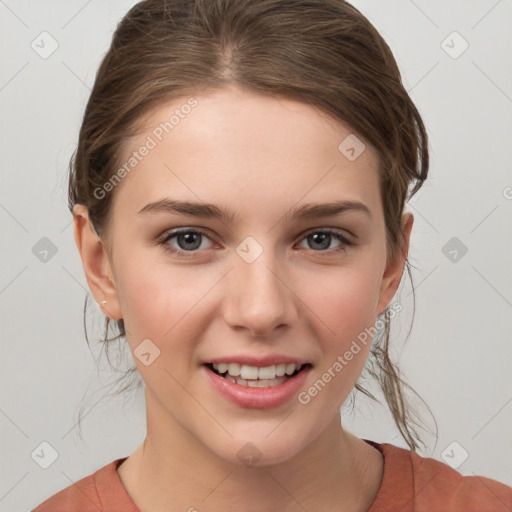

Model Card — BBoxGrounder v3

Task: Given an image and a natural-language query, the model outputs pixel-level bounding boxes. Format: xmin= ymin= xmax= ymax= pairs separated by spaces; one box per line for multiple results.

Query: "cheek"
xmin=291 ymin=268 xmax=381 ymax=425
xmin=115 ymin=252 xmax=218 ymax=355
xmin=296 ymin=258 xmax=382 ymax=342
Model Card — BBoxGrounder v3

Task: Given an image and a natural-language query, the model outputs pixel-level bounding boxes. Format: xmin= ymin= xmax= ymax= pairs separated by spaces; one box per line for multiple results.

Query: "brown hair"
xmin=70 ymin=0 xmax=437 ymax=451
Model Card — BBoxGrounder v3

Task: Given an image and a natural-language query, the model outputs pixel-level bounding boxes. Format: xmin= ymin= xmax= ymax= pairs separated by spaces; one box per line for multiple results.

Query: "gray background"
xmin=1 ymin=1 xmax=511 ymax=510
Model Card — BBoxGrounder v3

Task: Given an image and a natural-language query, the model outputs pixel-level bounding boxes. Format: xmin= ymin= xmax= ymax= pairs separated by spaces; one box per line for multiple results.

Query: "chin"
xmin=206 ymin=432 xmax=308 ymax=469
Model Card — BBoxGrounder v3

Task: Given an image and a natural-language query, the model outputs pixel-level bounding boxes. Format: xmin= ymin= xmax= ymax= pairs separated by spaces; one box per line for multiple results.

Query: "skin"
xmin=74 ymin=83 xmax=413 ymax=512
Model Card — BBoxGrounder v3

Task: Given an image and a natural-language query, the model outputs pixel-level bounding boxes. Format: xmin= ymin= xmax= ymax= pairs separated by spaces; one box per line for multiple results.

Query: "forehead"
xmin=111 ymin=84 xmax=382 ymax=221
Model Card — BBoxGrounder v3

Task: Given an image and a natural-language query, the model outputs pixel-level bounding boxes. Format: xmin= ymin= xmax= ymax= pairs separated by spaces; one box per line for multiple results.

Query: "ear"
xmin=72 ymin=204 xmax=123 ymax=320
xmin=375 ymin=211 xmax=414 ymax=316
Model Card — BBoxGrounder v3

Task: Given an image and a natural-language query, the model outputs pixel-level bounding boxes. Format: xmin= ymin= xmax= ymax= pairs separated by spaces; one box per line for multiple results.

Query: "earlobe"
xmin=375 ymin=211 xmax=414 ymax=316
xmin=72 ymin=204 xmax=123 ymax=320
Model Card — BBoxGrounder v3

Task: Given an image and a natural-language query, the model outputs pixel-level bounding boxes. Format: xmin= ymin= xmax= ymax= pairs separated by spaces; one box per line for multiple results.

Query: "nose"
xmin=222 ymin=247 xmax=297 ymax=337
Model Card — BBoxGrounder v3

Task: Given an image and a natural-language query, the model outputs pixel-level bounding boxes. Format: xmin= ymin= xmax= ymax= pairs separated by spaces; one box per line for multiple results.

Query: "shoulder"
xmin=31 ymin=457 xmax=136 ymax=512
xmin=408 ymin=447 xmax=512 ymax=511
xmin=32 ymin=466 xmax=103 ymax=512
xmin=366 ymin=440 xmax=512 ymax=512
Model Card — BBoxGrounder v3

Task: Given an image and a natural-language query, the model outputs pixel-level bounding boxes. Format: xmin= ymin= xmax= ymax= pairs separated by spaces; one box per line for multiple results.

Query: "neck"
xmin=117 ymin=392 xmax=383 ymax=512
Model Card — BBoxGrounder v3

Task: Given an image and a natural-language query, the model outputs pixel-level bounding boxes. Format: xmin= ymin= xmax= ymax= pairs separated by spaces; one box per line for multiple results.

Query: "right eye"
xmin=157 ymin=228 xmax=215 ymax=256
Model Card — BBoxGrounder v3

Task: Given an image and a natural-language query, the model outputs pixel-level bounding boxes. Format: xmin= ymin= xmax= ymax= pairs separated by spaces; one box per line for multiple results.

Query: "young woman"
xmin=33 ymin=0 xmax=512 ymax=510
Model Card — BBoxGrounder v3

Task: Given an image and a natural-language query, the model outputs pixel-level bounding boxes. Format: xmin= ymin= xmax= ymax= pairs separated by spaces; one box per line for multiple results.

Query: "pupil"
xmin=310 ymin=233 xmax=330 ymax=250
xmin=178 ymin=232 xmax=201 ymax=250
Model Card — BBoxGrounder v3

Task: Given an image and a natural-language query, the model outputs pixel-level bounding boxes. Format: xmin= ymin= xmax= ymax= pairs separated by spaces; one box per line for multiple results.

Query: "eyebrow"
xmin=137 ymin=198 xmax=372 ymax=221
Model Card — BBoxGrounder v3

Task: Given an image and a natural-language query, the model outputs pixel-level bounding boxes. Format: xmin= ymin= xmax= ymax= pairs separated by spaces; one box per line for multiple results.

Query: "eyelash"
xmin=156 ymin=227 xmax=354 ymax=257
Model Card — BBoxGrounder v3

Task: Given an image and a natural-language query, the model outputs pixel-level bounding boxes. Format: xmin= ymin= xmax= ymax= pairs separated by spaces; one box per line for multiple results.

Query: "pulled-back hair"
xmin=70 ymin=0 xmax=437 ymax=451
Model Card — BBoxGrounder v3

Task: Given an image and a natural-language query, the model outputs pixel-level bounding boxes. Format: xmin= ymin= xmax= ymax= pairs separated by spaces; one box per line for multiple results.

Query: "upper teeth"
xmin=212 ymin=363 xmax=302 ymax=380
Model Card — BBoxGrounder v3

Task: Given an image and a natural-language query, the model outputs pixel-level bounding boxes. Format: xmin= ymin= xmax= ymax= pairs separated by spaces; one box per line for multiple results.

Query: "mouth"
xmin=204 ymin=362 xmax=312 ymax=388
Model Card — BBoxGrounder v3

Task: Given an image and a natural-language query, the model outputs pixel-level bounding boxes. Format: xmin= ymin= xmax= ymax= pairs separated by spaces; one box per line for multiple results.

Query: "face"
xmin=75 ymin=83 xmax=411 ymax=467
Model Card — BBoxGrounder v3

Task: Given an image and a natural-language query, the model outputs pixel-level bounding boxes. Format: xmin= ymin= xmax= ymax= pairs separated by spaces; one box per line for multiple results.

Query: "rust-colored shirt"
xmin=32 ymin=439 xmax=512 ymax=511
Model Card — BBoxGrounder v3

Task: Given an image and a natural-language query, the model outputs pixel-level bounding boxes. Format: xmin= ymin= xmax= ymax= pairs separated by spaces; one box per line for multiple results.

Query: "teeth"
xmin=275 ymin=364 xmax=286 ymax=377
xmin=227 ymin=363 xmax=241 ymax=376
xmin=212 ymin=362 xmax=303 ymax=380
xmin=258 ymin=365 xmax=276 ymax=379
xmin=241 ymin=365 xmax=259 ymax=380
xmin=223 ymin=373 xmax=288 ymax=388
xmin=285 ymin=363 xmax=297 ymax=376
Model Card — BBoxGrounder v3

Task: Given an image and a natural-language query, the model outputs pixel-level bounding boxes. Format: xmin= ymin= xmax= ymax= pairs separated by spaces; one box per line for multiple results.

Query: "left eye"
xmin=157 ymin=228 xmax=353 ymax=256
xmin=298 ymin=230 xmax=353 ymax=251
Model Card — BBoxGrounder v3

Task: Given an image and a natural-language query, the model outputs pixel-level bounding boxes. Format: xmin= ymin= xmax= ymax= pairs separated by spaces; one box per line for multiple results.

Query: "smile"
xmin=205 ymin=362 xmax=311 ymax=388
xmin=211 ymin=363 xmax=304 ymax=387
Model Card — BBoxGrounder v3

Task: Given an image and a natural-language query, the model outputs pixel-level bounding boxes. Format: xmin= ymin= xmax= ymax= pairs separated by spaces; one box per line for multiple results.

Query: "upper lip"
xmin=203 ymin=355 xmax=312 ymax=367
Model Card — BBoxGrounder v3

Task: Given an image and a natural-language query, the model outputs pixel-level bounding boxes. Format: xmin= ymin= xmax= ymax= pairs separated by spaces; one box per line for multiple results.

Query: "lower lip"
xmin=202 ymin=364 xmax=312 ymax=409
